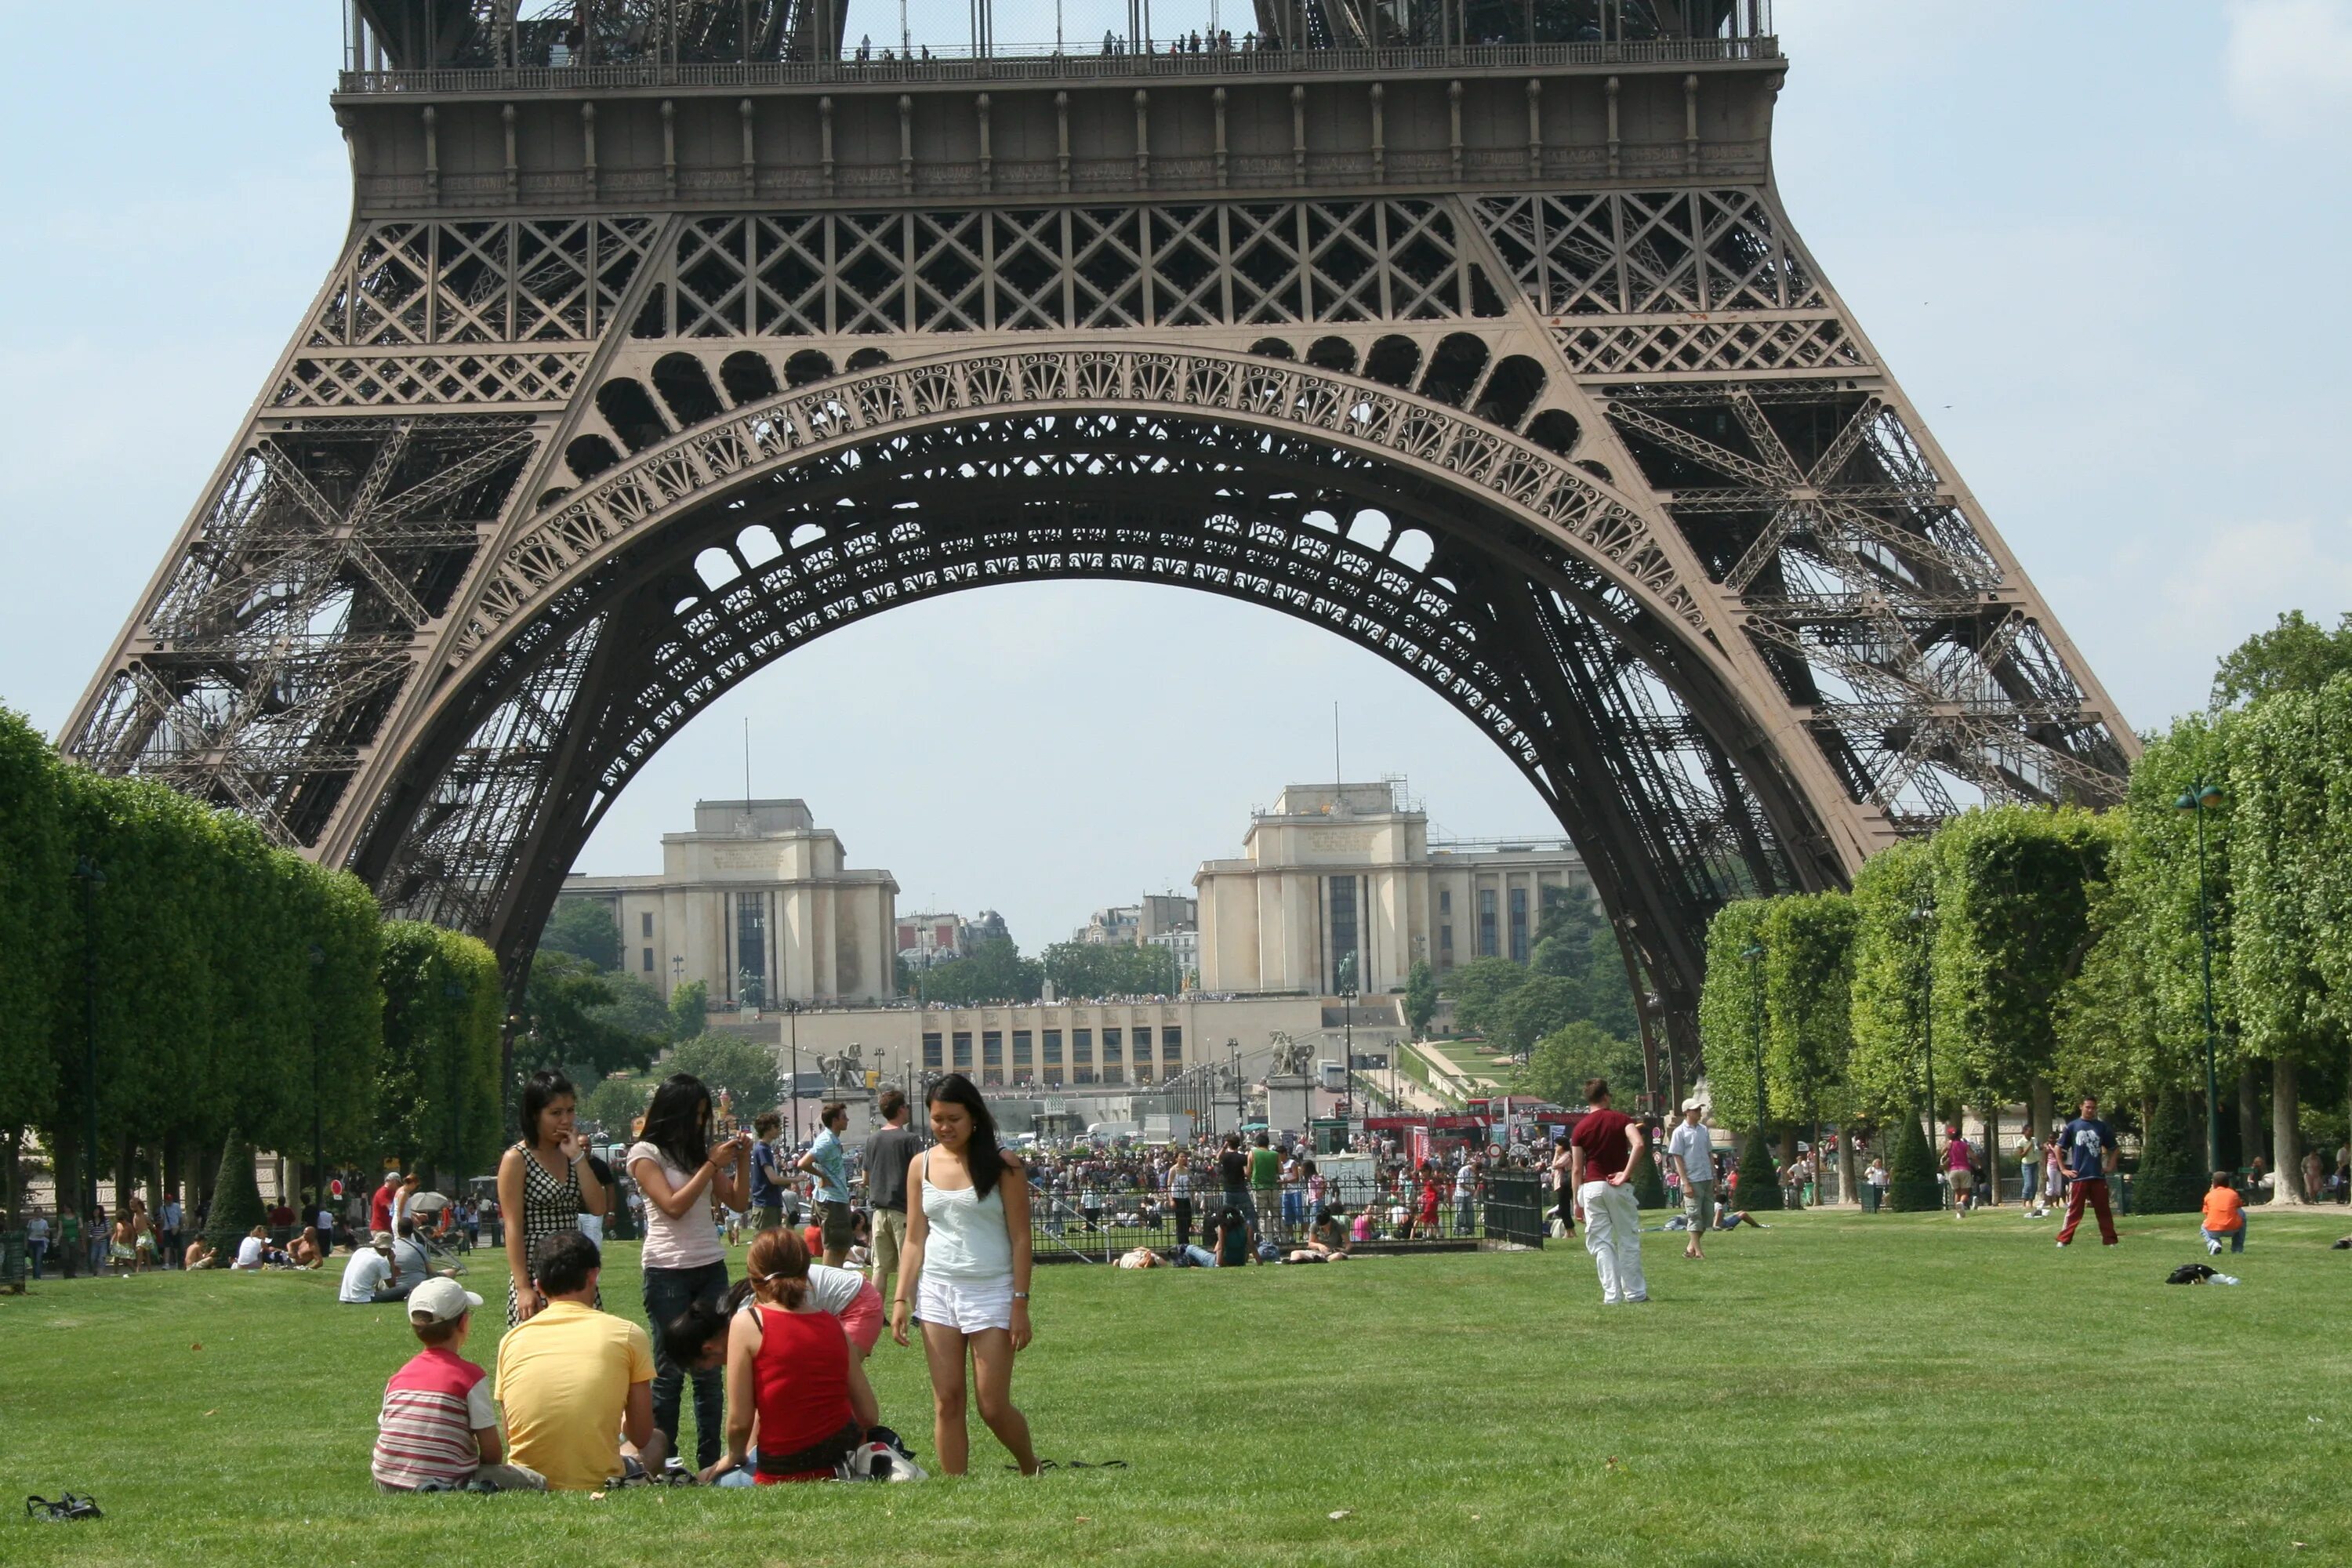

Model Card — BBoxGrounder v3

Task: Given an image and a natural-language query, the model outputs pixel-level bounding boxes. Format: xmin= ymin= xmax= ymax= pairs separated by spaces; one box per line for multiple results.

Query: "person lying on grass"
xmin=371 ymin=1277 xmax=545 ymax=1493
xmin=699 ymin=1226 xmax=882 ymax=1486
xmin=495 ymin=1230 xmax=666 ymax=1490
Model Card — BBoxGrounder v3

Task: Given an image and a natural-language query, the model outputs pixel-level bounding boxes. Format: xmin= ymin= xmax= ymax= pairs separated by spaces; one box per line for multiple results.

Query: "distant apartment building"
xmin=1194 ymin=781 xmax=1589 ymax=996
xmin=1076 ymin=893 xmax=1196 ymax=946
xmin=561 ymin=798 xmax=897 ymax=1007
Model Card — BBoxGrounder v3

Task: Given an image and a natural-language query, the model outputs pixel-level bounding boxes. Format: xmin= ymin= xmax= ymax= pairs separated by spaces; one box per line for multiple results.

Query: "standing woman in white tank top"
xmin=888 ymin=1073 xmax=1040 ymax=1475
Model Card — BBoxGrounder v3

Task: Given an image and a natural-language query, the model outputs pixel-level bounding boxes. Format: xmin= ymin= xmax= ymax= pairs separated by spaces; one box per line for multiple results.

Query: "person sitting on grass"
xmin=665 ymin=1250 xmax=890 ymax=1381
xmin=495 ymin=1230 xmax=666 ymax=1491
xmin=2201 ymin=1171 xmax=2247 ymax=1256
xmin=371 ymin=1277 xmax=546 ymax=1494
xmin=700 ymin=1227 xmax=882 ymax=1486
xmin=1286 ymin=1207 xmax=1353 ymax=1263
xmin=289 ymin=1225 xmax=326 ymax=1270
xmin=340 ymin=1230 xmax=413 ymax=1304
xmin=231 ymin=1225 xmax=292 ymax=1271
xmin=183 ymin=1235 xmax=216 ymax=1270
xmin=1715 ymin=1210 xmax=1767 ymax=1232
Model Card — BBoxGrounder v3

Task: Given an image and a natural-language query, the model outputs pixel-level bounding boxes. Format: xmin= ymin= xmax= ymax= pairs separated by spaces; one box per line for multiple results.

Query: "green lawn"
xmin=5 ymin=1207 xmax=2348 ymax=1566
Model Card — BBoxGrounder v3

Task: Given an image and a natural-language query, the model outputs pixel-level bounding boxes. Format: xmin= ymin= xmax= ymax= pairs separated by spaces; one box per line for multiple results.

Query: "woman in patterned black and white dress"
xmin=497 ymin=1068 xmax=610 ymax=1325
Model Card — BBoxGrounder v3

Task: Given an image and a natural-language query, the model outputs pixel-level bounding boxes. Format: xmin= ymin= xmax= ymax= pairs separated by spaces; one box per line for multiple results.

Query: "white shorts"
xmin=914 ymin=1272 xmax=1014 ymax=1334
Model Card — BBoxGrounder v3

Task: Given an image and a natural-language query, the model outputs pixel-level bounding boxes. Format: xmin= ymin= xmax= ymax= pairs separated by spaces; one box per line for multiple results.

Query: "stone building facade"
xmin=561 ymin=798 xmax=897 ymax=1007
xmin=1194 ymin=782 xmax=1590 ymax=996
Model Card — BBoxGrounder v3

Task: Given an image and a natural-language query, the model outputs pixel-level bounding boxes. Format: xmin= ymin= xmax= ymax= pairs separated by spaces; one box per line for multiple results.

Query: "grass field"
xmin=5 ymin=1205 xmax=2349 ymax=1566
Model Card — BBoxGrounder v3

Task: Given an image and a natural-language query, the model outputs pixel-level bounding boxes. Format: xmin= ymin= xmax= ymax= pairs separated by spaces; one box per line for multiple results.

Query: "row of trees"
xmin=1693 ymin=612 xmax=2352 ymax=1214
xmin=906 ymin=933 xmax=1181 ymax=1006
xmin=0 ymin=707 xmax=510 ymax=1232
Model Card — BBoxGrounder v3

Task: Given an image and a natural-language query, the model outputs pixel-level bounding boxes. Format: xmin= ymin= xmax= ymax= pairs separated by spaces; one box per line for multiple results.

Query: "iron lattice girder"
xmin=377 ymin=407 xmax=1798 ymax=1025
xmin=64 ymin=158 xmax=2136 ymax=1052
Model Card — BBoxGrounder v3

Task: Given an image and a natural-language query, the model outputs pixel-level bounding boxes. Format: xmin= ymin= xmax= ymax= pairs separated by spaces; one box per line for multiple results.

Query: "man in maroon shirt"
xmin=1568 ymin=1079 xmax=1648 ymax=1305
xmin=371 ymin=1171 xmax=401 ymax=1237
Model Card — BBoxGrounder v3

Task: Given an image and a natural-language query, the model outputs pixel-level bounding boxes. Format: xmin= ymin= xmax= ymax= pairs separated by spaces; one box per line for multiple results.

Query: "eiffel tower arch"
xmin=60 ymin=2 xmax=2136 ymax=1083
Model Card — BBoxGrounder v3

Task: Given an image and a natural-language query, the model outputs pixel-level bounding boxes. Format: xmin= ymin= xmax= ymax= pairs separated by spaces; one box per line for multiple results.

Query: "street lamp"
xmin=1907 ymin=902 xmax=1937 ymax=1148
xmin=1228 ymin=1036 xmax=1242 ymax=1132
xmin=2176 ymin=779 xmax=2226 ymax=1175
xmin=1338 ymin=951 xmax=1358 ymax=1121
xmin=782 ymin=997 xmax=803 ymax=1144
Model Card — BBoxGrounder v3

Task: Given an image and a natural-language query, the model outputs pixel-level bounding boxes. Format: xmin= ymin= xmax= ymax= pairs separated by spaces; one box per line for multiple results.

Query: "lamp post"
xmin=72 ymin=855 xmax=104 ymax=1236
xmin=1338 ymin=951 xmax=1357 ymax=1121
xmin=782 ymin=997 xmax=803 ymax=1144
xmin=1229 ymin=1037 xmax=1242 ymax=1133
xmin=2176 ymin=779 xmax=2226 ymax=1175
xmin=1739 ymin=942 xmax=1766 ymax=1149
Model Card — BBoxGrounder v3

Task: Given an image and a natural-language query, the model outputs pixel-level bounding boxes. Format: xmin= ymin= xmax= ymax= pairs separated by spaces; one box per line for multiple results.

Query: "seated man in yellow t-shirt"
xmin=495 ymin=1231 xmax=666 ymax=1490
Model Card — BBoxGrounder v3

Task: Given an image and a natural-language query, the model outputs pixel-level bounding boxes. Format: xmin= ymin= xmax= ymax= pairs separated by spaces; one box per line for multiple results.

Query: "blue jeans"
xmin=1179 ymin=1245 xmax=1219 ymax=1268
xmin=2202 ymin=1222 xmax=2245 ymax=1253
xmin=1282 ymin=1190 xmax=1304 ymax=1230
xmin=2020 ymin=1166 xmax=2038 ymax=1203
xmin=27 ymin=1240 xmax=45 ymax=1279
xmin=642 ymin=1259 xmax=730 ymax=1468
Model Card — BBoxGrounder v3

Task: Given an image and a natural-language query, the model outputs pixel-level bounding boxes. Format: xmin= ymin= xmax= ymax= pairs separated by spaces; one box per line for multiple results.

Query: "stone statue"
xmin=1269 ymin=1032 xmax=1312 ymax=1077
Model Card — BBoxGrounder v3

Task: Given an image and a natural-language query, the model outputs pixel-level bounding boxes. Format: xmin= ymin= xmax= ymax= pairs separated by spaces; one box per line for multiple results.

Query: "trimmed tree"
xmin=1696 ymin=898 xmax=1773 ymax=1139
xmin=1736 ymin=1127 xmax=1782 ymax=1212
xmin=1403 ymin=960 xmax=1438 ymax=1039
xmin=1628 ymin=1142 xmax=1669 ymax=1210
xmin=0 ymin=708 xmax=66 ymax=1196
xmin=2133 ymin=1093 xmax=2205 ymax=1214
xmin=1886 ymin=1115 xmax=1942 ymax=1212
xmin=202 ymin=1134 xmax=267 ymax=1256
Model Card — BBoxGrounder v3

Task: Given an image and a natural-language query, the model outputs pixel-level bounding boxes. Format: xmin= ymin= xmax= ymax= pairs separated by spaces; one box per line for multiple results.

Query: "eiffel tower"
xmin=60 ymin=1 xmax=2135 ymax=1087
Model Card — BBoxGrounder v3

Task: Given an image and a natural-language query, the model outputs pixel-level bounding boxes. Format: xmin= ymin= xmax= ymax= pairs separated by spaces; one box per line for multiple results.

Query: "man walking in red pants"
xmin=2056 ymin=1096 xmax=2119 ymax=1247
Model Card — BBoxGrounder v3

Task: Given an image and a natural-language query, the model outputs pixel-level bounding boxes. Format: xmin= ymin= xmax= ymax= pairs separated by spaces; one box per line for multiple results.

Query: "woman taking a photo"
xmin=630 ymin=1073 xmax=750 ymax=1474
xmin=496 ymin=1069 xmax=608 ymax=1326
xmin=702 ymin=1227 xmax=880 ymax=1486
xmin=887 ymin=1073 xmax=1040 ymax=1475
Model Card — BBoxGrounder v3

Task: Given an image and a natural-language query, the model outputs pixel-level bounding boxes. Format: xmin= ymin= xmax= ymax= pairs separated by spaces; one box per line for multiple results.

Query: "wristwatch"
xmin=1011 ymin=1290 xmax=1030 ymax=1301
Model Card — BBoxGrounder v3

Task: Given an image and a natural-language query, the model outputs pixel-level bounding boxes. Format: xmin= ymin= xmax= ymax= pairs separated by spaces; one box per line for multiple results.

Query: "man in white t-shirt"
xmin=1666 ymin=1100 xmax=1716 ymax=1261
xmin=1453 ymin=1159 xmax=1479 ymax=1236
xmin=340 ymin=1230 xmax=410 ymax=1303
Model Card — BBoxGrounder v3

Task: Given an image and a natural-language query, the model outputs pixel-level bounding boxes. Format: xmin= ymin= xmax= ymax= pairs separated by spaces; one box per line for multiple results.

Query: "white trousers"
xmin=1579 ymin=1180 xmax=1646 ymax=1303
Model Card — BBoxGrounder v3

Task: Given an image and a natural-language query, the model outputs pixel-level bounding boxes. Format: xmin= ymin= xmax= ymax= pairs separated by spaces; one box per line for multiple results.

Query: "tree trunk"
xmin=1 ymin=1126 xmax=17 ymax=1219
xmin=2274 ymin=1056 xmax=2302 ymax=1203
xmin=2235 ymin=1066 xmax=2261 ymax=1176
xmin=1984 ymin=1098 xmax=2000 ymax=1206
xmin=2029 ymin=1076 xmax=2055 ymax=1145
xmin=1837 ymin=1118 xmax=1861 ymax=1208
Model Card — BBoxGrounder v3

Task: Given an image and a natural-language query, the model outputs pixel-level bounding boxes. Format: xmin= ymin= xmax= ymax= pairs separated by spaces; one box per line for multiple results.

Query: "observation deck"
xmin=334 ymin=2 xmax=1784 ymax=213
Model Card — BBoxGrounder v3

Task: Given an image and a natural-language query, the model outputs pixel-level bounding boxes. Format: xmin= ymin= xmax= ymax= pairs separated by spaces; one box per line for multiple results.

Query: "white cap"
xmin=408 ymin=1277 xmax=484 ymax=1323
xmin=1681 ymin=1098 xmax=1705 ymax=1113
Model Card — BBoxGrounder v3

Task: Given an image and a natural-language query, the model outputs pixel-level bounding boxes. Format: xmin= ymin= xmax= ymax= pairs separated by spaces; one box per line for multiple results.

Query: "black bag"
xmin=2165 ymin=1263 xmax=2217 ymax=1285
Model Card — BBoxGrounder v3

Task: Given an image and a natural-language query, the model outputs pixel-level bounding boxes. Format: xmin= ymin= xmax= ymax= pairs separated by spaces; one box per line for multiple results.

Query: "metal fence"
xmin=1479 ymin=1171 xmax=1545 ymax=1248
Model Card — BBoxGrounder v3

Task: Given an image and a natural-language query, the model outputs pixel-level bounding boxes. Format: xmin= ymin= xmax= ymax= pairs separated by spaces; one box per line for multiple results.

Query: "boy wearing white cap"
xmin=1667 ymin=1099 xmax=1716 ymax=1261
xmin=371 ymin=1277 xmax=545 ymax=1492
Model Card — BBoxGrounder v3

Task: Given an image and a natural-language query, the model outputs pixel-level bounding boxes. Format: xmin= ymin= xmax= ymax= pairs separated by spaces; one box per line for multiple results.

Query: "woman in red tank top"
xmin=701 ymin=1228 xmax=880 ymax=1485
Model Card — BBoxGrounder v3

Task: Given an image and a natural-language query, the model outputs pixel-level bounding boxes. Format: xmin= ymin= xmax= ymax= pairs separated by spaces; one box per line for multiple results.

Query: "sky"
xmin=2 ymin=2 xmax=2348 ymax=950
